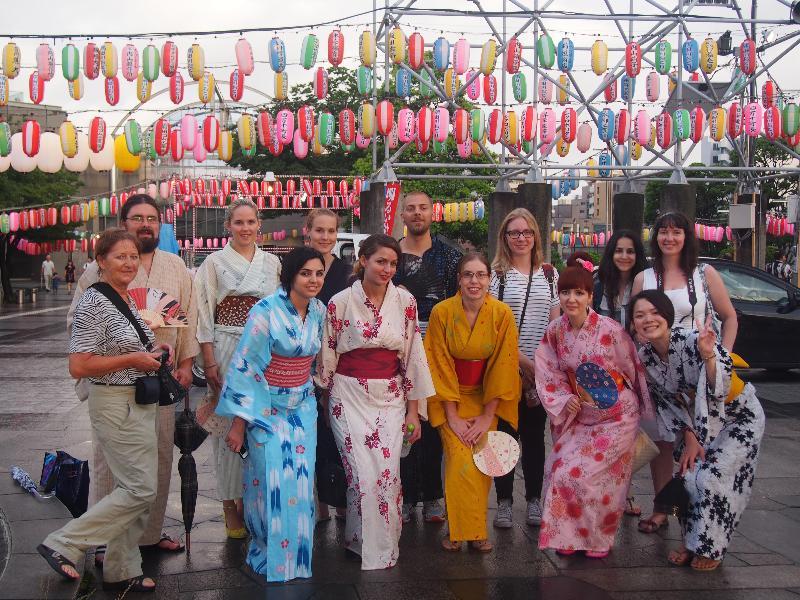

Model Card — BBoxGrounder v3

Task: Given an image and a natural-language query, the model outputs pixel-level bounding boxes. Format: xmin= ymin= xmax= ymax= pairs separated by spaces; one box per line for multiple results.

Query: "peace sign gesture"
xmin=696 ymin=314 xmax=717 ymax=360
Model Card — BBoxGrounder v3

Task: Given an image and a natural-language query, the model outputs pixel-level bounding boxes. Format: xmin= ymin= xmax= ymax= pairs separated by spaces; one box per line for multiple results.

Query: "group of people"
xmin=35 ymin=192 xmax=765 ymax=592
xmin=40 ymin=254 xmax=76 ymax=293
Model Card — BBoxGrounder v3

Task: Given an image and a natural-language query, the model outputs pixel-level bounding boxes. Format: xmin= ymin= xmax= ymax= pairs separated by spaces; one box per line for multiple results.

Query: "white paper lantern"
xmin=64 ymin=133 xmax=90 ymax=172
xmin=36 ymin=132 xmax=63 ymax=173
xmin=89 ymin=134 xmax=115 ymax=171
xmin=9 ymin=133 xmax=36 ymax=172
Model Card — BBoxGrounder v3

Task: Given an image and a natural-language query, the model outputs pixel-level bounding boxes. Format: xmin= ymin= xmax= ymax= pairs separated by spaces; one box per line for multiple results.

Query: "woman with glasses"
xmin=631 ymin=212 xmax=738 ymax=535
xmin=425 ymin=252 xmax=520 ymax=552
xmin=489 ymin=208 xmax=560 ymax=530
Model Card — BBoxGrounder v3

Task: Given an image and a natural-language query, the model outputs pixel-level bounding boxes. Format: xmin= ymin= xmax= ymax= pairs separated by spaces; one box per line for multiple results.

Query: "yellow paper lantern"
xmin=557 ymin=73 xmax=570 ymax=105
xmin=444 ymin=67 xmax=461 ymax=100
xmin=631 ymin=140 xmax=642 ymax=160
xmin=587 ymin=158 xmax=598 ymax=178
xmin=218 ymin=130 xmax=233 ymax=162
xmin=187 ymin=43 xmax=205 ymax=81
xmin=274 ymin=71 xmax=288 ymax=101
xmin=556 ymin=137 xmax=570 ymax=157
xmin=389 ymin=27 xmax=405 ymax=64
xmin=591 ymin=39 xmax=608 ymax=75
xmin=136 ymin=72 xmax=152 ymax=103
xmin=198 ymin=71 xmax=215 ymax=104
xmin=113 ymin=134 xmax=141 ymax=173
xmin=2 ymin=43 xmax=21 ymax=79
xmin=700 ymin=37 xmax=718 ymax=74
xmin=359 ymin=31 xmax=376 ymax=67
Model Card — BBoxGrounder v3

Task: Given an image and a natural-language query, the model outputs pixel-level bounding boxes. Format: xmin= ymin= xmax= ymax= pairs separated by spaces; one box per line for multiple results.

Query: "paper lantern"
xmin=625 ymin=41 xmax=641 ymax=77
xmin=484 ymin=109 xmax=502 ymax=144
xmin=0 ymin=122 xmax=9 ymax=157
xmin=276 ymin=109 xmax=295 ymax=145
xmin=339 ymin=108 xmax=357 ymax=145
xmin=556 ymin=107 xmax=575 ymax=144
xmin=634 ymin=109 xmax=651 ymax=145
xmin=101 ymin=41 xmax=117 ymax=77
xmin=20 ymin=120 xmax=40 ymax=158
xmin=700 ymin=37 xmax=718 ymax=74
xmin=408 ymin=32 xmax=424 ymax=70
xmin=631 ymin=140 xmax=642 ymax=160
xmin=599 ymin=151 xmax=612 ymax=177
xmin=169 ymin=72 xmax=184 ymax=104
xmin=229 ymin=69 xmax=245 ymax=101
xmin=121 ymin=43 xmax=138 ymax=82
xmin=656 ymin=112 xmax=673 ymax=148
xmin=451 ymin=38 xmax=470 ymax=75
xmin=123 ymin=119 xmax=142 ymax=155
xmin=64 ymin=132 xmax=89 ymax=172
xmin=782 ymin=103 xmax=800 ymax=137
xmin=369 ymin=100 xmax=393 ymax=138
xmin=266 ymin=36 xmax=286 ymax=73
xmin=557 ymin=74 xmax=570 ymax=105
xmin=450 ymin=108 xmax=469 ymax=144
xmin=426 ymin=36 xmax=448 ymax=72
xmin=419 ymin=69 xmax=435 ymax=97
xmin=36 ymin=132 xmax=62 ymax=173
xmin=187 ymin=43 xmax=204 ymax=80
xmin=317 ymin=112 xmax=335 ymax=146
xmin=394 ymin=67 xmax=411 ymax=98
xmin=571 ymin=121 xmax=590 ymax=152
xmin=672 ymin=108 xmax=690 ymax=141
xmin=218 ymin=131 xmax=232 ymax=161
xmin=744 ymin=102 xmax=763 ymax=137
xmin=598 ymin=107 xmax=615 ymax=142
xmin=764 ymin=105 xmax=781 ymax=141
xmin=274 ymin=71 xmax=288 ymax=101
xmin=135 ymin=72 xmax=152 ymax=103
xmin=588 ymin=39 xmax=608 ymax=76
xmin=682 ymin=38 xmax=699 ymax=73
xmin=328 ymin=29 xmax=345 ymax=67
xmin=61 ymin=43 xmax=80 ymax=81
xmin=104 ymin=75 xmax=119 ymax=105
xmin=358 ymin=103 xmax=375 ymax=138
xmin=505 ymin=37 xmax=523 ymax=74
xmin=557 ymin=37 xmax=574 ymax=72
xmin=357 ymin=65 xmax=372 ymax=95
xmin=415 ymin=106 xmax=433 ymax=143
xmin=360 ymin=31 xmax=376 ymax=67
xmin=28 ymin=72 xmax=44 ymax=105
xmin=728 ymin=101 xmax=743 ymax=137
xmin=477 ymin=38 xmax=497 ymax=76
xmin=688 ymin=107 xmax=705 ymax=143
xmin=297 ymin=105 xmax=315 ymax=142
xmin=517 ymin=106 xmax=535 ymax=143
xmin=139 ymin=44 xmax=160 ymax=82
xmin=762 ymin=80 xmax=777 ymax=108
xmin=387 ymin=26 xmax=405 ymax=65
xmin=64 ymin=73 xmax=84 ymax=101
xmin=603 ymin=73 xmax=617 ymax=102
xmin=444 ymin=68 xmax=460 ymax=100
xmin=156 ymin=41 xmax=176 ymax=79
xmin=0 ymin=74 xmax=8 ymax=107
xmin=180 ymin=115 xmax=197 ymax=150
xmin=645 ymin=71 xmax=660 ymax=102
xmin=708 ymin=107 xmax=726 ymax=141
xmin=356 ymin=131 xmax=371 ymax=150
xmin=2 ymin=43 xmax=20 ymax=79
xmin=296 ymin=34 xmax=318 ymax=70
xmin=739 ymin=38 xmax=756 ymax=75
xmin=621 ymin=75 xmax=636 ymax=102
xmin=254 ymin=112 xmax=273 ymax=148
xmin=539 ymin=108 xmax=556 ymax=144
xmin=150 ymin=118 xmax=170 ymax=156
xmin=615 ymin=108 xmax=630 ymax=145
xmin=537 ymin=34 xmax=555 ymax=68
xmin=654 ymin=40 xmax=672 ymax=74
xmin=537 ymin=78 xmax=553 ymax=105
xmin=194 ymin=71 xmax=213 ymax=104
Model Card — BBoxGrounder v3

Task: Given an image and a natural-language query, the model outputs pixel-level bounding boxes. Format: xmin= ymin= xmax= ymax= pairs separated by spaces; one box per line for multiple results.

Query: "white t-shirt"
xmin=642 ymin=266 xmax=709 ymax=330
xmin=42 ymin=260 xmax=55 ymax=277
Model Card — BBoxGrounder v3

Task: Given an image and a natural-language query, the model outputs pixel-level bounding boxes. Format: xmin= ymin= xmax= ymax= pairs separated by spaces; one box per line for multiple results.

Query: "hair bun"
xmin=566 ymin=251 xmax=593 ymax=267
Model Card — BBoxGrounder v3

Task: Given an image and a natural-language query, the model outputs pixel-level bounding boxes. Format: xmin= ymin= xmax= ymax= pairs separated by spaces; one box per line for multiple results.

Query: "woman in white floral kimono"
xmin=630 ymin=289 xmax=765 ymax=572
xmin=317 ymin=234 xmax=435 ymax=570
xmin=194 ymin=198 xmax=281 ymax=537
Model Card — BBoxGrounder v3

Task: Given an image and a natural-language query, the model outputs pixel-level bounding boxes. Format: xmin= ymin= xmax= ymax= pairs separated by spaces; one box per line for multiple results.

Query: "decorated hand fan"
xmin=472 ymin=430 xmax=520 ymax=477
xmin=128 ymin=287 xmax=188 ymax=328
xmin=574 ymin=362 xmax=619 ymax=409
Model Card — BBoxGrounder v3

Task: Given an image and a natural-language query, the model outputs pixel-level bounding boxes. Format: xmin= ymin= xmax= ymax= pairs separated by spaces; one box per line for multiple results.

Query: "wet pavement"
xmin=0 ymin=288 xmax=799 ymax=599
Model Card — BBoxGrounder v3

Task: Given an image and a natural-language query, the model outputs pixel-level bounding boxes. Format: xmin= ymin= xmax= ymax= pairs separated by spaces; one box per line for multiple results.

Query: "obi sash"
xmin=264 ymin=354 xmax=315 ymax=388
xmin=215 ymin=295 xmax=259 ymax=327
xmin=453 ymin=358 xmax=486 ymax=387
xmin=336 ymin=348 xmax=401 ymax=379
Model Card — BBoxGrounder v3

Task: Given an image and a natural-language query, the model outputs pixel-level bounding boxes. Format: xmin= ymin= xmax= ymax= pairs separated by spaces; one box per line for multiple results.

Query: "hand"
xmin=205 ymin=365 xmax=223 ymax=393
xmin=464 ymin=413 xmax=493 ymax=447
xmin=174 ymin=366 xmax=192 ymax=389
xmin=226 ymin=418 xmax=246 ymax=454
xmin=696 ymin=314 xmax=717 ymax=360
xmin=679 ymin=430 xmax=706 ymax=475
xmin=156 ymin=344 xmax=174 ymax=365
xmin=577 ymin=387 xmax=594 ymax=406
xmin=404 ymin=412 xmax=422 ymax=444
xmin=566 ymin=396 xmax=581 ymax=415
xmin=447 ymin=414 xmax=473 ymax=447
xmin=129 ymin=351 xmax=163 ymax=372
xmin=143 ymin=317 xmax=161 ymax=331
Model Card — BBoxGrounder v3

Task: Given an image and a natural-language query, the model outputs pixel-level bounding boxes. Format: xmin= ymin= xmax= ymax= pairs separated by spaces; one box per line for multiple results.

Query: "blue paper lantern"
xmin=396 ymin=68 xmax=411 ymax=97
xmin=598 ymin=107 xmax=616 ymax=142
xmin=682 ymin=38 xmax=699 ymax=73
xmin=621 ymin=74 xmax=636 ymax=102
xmin=433 ymin=37 xmax=450 ymax=71
xmin=599 ymin=151 xmax=612 ymax=177
xmin=557 ymin=37 xmax=574 ymax=72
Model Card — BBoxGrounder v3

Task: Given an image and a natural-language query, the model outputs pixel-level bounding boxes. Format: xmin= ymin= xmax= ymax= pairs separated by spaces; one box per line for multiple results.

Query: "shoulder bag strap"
xmin=496 ymin=270 xmax=506 ymax=302
xmin=542 ymin=263 xmax=556 ymax=299
xmin=518 ymin=268 xmax=534 ymax=331
xmin=90 ymin=282 xmax=153 ymax=351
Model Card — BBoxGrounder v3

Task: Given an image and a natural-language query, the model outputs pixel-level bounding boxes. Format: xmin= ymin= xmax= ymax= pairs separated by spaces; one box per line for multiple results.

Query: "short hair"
xmin=402 ymin=190 xmax=432 ymax=210
xmin=280 ymin=246 xmax=325 ymax=293
xmin=305 ymin=208 xmax=339 ymax=231
xmin=224 ymin=197 xmax=259 ymax=224
xmin=557 ymin=251 xmax=594 ymax=294
xmin=457 ymin=251 xmax=491 ymax=275
xmin=353 ymin=234 xmax=401 ymax=280
xmin=95 ymin=228 xmax=140 ymax=259
xmin=652 ymin=211 xmax=698 ymax=277
xmin=492 ymin=208 xmax=544 ymax=273
xmin=627 ymin=289 xmax=676 ymax=332
xmin=120 ymin=194 xmax=160 ymax=222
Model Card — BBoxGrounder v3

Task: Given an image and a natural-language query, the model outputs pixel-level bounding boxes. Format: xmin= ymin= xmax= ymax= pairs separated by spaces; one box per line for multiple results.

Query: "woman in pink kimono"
xmin=317 ymin=234 xmax=435 ymax=570
xmin=535 ymin=253 xmax=652 ymax=558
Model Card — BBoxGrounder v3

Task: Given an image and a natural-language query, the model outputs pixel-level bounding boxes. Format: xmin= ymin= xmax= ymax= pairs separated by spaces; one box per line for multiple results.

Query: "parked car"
xmin=700 ymin=258 xmax=800 ymax=371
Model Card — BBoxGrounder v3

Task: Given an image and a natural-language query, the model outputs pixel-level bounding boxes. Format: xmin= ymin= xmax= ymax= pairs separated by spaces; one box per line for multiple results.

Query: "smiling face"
xmin=631 ymin=298 xmax=671 ymax=344
xmin=504 ymin=216 xmax=535 ymax=259
xmin=401 ymin=193 xmax=432 ymax=236
xmin=97 ymin=240 xmax=140 ymax=289
xmin=458 ymin=257 xmax=490 ymax=303
xmin=360 ymin=246 xmax=399 ymax=288
xmin=308 ymin=214 xmax=338 ymax=257
xmin=613 ymin=236 xmax=638 ymax=273
xmin=124 ymin=202 xmax=161 ymax=253
xmin=559 ymin=287 xmax=592 ymax=319
xmin=291 ymin=258 xmax=325 ymax=302
xmin=656 ymin=224 xmax=685 ymax=258
xmin=227 ymin=204 xmax=259 ymax=247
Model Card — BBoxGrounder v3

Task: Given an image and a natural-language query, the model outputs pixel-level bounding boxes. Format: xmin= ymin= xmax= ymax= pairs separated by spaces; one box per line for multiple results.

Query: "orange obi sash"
xmin=264 ymin=355 xmax=314 ymax=388
xmin=453 ymin=358 xmax=487 ymax=387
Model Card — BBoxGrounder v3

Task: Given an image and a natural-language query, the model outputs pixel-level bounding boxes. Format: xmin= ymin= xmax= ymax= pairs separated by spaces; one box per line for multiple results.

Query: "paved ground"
xmin=0 ymin=287 xmax=799 ymax=599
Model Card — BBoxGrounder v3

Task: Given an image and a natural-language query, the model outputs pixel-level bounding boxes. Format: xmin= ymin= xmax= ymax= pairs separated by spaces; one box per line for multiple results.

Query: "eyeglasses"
xmin=505 ymin=229 xmax=534 ymax=239
xmin=126 ymin=215 xmax=160 ymax=224
xmin=461 ymin=271 xmax=490 ymax=281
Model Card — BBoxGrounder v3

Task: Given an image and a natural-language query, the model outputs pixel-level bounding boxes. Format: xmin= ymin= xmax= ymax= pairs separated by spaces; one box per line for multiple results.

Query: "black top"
xmin=319 ymin=256 xmax=352 ymax=306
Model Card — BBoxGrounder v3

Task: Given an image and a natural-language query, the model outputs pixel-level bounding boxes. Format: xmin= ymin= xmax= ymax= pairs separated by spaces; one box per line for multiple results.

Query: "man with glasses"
xmin=68 ymin=194 xmax=199 ymax=561
xmin=393 ymin=191 xmax=463 ymax=525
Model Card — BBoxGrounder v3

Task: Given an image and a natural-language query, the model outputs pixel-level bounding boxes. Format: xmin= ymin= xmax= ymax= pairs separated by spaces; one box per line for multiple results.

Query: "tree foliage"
xmin=643 ymin=163 xmax=735 ymax=226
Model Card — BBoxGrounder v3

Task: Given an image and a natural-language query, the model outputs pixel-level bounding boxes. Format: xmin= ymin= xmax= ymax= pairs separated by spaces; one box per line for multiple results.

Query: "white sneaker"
xmin=493 ymin=499 xmax=513 ymax=529
xmin=402 ymin=503 xmax=413 ymax=524
xmin=526 ymin=498 xmax=543 ymax=526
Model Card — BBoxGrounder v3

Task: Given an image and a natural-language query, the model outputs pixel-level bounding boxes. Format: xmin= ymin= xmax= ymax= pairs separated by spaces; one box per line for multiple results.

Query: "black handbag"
xmin=40 ymin=450 xmax=90 ymax=518
xmin=654 ymin=475 xmax=691 ymax=519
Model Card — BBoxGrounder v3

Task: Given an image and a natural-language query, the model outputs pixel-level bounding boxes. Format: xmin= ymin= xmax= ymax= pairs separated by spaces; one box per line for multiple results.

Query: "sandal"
xmin=556 ymin=548 xmax=576 ymax=556
xmin=624 ymin=496 xmax=642 ymax=517
xmin=668 ymin=548 xmax=694 ymax=567
xmin=141 ymin=533 xmax=185 ymax=553
xmin=638 ymin=515 xmax=669 ymax=534
xmin=36 ymin=544 xmax=80 ymax=581
xmin=441 ymin=538 xmax=463 ymax=552
xmin=93 ymin=544 xmax=106 ymax=569
xmin=691 ymin=555 xmax=721 ymax=572
xmin=469 ymin=539 xmax=494 ymax=553
xmin=102 ymin=575 xmax=156 ymax=592
xmin=585 ymin=549 xmax=610 ymax=559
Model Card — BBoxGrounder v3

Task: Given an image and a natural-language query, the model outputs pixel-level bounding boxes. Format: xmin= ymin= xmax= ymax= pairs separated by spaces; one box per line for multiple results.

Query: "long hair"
xmin=280 ymin=246 xmax=325 ymax=293
xmin=491 ymin=208 xmax=544 ymax=274
xmin=597 ymin=229 xmax=647 ymax=313
xmin=352 ymin=234 xmax=401 ymax=281
xmin=651 ymin=212 xmax=698 ymax=277
xmin=305 ymin=208 xmax=339 ymax=231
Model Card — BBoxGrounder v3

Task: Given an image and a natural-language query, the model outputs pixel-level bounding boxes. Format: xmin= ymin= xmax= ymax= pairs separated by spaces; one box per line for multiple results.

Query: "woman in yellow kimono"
xmin=424 ymin=252 xmax=521 ymax=552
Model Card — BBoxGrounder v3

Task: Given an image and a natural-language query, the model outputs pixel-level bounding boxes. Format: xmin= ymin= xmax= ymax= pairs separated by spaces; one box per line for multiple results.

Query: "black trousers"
xmin=494 ymin=400 xmax=548 ymax=503
xmin=400 ymin=419 xmax=443 ymax=505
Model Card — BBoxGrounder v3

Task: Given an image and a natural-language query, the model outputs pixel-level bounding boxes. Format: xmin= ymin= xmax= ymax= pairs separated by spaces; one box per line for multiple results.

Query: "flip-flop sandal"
xmin=585 ymin=549 xmax=610 ymax=559
xmin=102 ymin=575 xmax=156 ymax=592
xmin=93 ymin=544 xmax=106 ymax=569
xmin=668 ymin=549 xmax=694 ymax=567
xmin=638 ymin=517 xmax=669 ymax=534
xmin=36 ymin=544 xmax=80 ymax=581
xmin=624 ymin=496 xmax=642 ymax=517
xmin=556 ymin=548 xmax=576 ymax=556
xmin=441 ymin=538 xmax=463 ymax=552
xmin=691 ymin=556 xmax=721 ymax=571
xmin=469 ymin=540 xmax=494 ymax=553
xmin=141 ymin=533 xmax=185 ymax=553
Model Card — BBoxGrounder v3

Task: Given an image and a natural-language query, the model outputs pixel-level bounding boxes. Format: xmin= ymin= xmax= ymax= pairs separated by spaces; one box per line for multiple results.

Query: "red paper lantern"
xmin=60 ymin=206 xmax=71 ymax=225
xmin=89 ymin=116 xmax=106 ymax=153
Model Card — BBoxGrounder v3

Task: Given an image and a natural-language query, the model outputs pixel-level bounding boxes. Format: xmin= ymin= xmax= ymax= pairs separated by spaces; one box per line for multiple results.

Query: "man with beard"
xmin=68 ymin=194 xmax=199 ymax=562
xmin=393 ymin=191 xmax=462 ymax=524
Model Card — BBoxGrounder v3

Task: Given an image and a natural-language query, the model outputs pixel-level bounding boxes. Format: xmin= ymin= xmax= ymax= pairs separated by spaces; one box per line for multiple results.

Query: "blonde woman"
xmin=194 ymin=198 xmax=281 ymax=538
xmin=489 ymin=208 xmax=560 ymax=529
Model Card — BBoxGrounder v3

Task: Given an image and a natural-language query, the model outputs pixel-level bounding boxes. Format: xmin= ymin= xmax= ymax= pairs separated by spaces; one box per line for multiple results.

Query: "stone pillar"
xmin=358 ymin=182 xmax=385 ymax=236
xmin=487 ymin=183 xmax=551 ymax=263
xmin=659 ymin=184 xmax=696 ymax=222
xmin=612 ymin=193 xmax=644 ymax=234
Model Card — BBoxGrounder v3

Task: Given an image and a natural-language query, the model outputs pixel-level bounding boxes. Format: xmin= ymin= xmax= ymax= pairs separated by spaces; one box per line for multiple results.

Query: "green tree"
xmin=729 ymin=137 xmax=798 ymax=203
xmin=644 ymin=163 xmax=735 ymax=226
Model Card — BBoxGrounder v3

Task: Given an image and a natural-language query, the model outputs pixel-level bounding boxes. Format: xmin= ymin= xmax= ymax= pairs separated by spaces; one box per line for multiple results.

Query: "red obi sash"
xmin=215 ymin=295 xmax=259 ymax=327
xmin=336 ymin=348 xmax=401 ymax=379
xmin=264 ymin=354 xmax=314 ymax=388
xmin=453 ymin=358 xmax=487 ymax=386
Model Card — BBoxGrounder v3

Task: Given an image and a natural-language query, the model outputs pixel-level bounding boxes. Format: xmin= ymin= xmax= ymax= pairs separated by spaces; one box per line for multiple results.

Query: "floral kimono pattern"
xmin=535 ymin=310 xmax=652 ymax=553
xmin=316 ymin=280 xmax=435 ymax=570
xmin=639 ymin=328 xmax=765 ymax=560
xmin=216 ymin=289 xmax=324 ymax=582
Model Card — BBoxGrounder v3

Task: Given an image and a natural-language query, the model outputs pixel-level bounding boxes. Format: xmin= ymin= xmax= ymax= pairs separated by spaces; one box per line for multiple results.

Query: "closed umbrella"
xmin=174 ymin=397 xmax=208 ymax=553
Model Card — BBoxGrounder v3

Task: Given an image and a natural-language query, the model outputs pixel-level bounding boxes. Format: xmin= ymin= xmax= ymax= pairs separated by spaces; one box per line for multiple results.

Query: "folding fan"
xmin=574 ymin=363 xmax=619 ymax=409
xmin=128 ymin=287 xmax=188 ymax=328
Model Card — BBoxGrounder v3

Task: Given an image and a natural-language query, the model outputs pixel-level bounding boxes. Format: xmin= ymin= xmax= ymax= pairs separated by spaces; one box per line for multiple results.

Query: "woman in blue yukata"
xmin=216 ymin=246 xmax=327 ymax=582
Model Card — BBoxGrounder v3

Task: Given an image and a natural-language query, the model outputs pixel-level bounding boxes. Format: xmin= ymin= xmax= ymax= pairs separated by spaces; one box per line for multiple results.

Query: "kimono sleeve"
xmin=215 ymin=303 xmax=274 ymax=432
xmin=612 ymin=325 xmax=654 ymax=421
xmin=483 ymin=303 xmax=521 ymax=427
xmin=315 ymin=297 xmax=344 ymax=391
xmin=193 ymin=255 xmax=218 ymax=345
xmin=534 ymin=320 xmax=579 ymax=428
xmin=423 ymin=302 xmax=460 ymax=427
xmin=690 ymin=331 xmax=732 ymax=444
xmin=401 ymin=294 xmax=436 ymax=407
xmin=174 ymin=265 xmax=200 ymax=363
